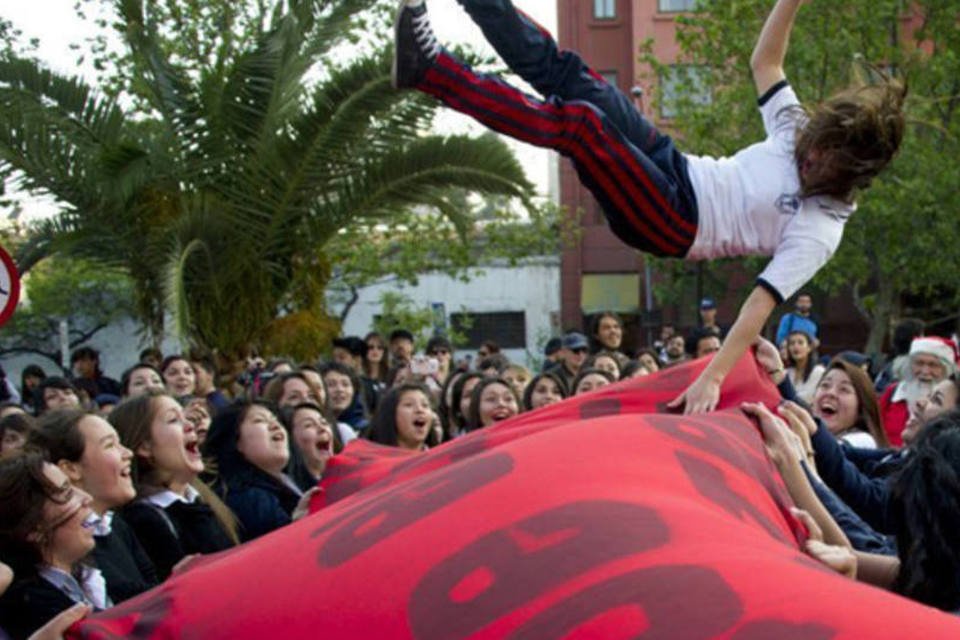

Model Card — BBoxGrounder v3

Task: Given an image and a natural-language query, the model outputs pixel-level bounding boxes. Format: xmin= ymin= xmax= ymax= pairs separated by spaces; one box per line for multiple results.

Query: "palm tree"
xmin=0 ymin=0 xmax=533 ymax=359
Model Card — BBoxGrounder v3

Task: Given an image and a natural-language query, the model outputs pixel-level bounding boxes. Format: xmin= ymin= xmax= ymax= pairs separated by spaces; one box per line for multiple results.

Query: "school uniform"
xmin=122 ymin=486 xmax=233 ymax=581
xmin=92 ymin=512 xmax=159 ymax=603
xmin=416 ymin=0 xmax=852 ymax=303
xmin=0 ymin=566 xmax=110 ymax=639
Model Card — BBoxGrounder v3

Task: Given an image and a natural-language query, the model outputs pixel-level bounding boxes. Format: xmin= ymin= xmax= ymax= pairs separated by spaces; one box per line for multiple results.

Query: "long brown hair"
xmin=109 ymin=390 xmax=239 ymax=544
xmin=0 ymin=449 xmax=67 ymax=577
xmin=826 ymin=357 xmax=890 ymax=448
xmin=796 ymin=70 xmax=906 ymax=200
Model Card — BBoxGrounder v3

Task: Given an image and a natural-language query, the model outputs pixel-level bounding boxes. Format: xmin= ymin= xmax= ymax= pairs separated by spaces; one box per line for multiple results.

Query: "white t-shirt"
xmin=684 ymin=82 xmax=854 ymax=302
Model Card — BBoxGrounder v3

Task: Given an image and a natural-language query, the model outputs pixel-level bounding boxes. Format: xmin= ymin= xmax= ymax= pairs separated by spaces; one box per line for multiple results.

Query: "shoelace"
xmin=411 ymin=13 xmax=440 ymax=59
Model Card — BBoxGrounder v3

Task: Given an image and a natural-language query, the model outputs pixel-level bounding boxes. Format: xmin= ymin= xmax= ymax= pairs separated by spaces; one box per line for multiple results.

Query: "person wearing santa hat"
xmin=879 ymin=336 xmax=958 ymax=447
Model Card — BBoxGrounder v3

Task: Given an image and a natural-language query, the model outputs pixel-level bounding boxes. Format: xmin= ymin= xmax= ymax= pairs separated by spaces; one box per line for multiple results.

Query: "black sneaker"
xmin=392 ymin=0 xmax=440 ymax=89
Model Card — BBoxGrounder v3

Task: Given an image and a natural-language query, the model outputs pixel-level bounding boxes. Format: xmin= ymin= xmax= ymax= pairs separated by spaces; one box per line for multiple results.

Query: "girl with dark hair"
xmin=363 ymin=332 xmax=390 ymax=383
xmin=620 ymin=361 xmax=652 ymax=380
xmin=785 ymin=330 xmax=825 ymax=403
xmin=888 ymin=412 xmax=960 ymax=611
xmin=203 ymin=402 xmax=304 ymax=541
xmin=321 ymin=362 xmax=367 ymax=437
xmin=450 ymin=371 xmax=484 ymax=438
xmin=812 ymin=358 xmax=888 ymax=449
xmin=522 ymin=371 xmax=567 ymax=411
xmin=635 ymin=349 xmax=661 ymax=374
xmin=0 ymin=449 xmax=103 ymax=638
xmin=160 ymin=356 xmax=196 ymax=399
xmin=367 ymin=384 xmax=438 ymax=451
xmin=109 ymin=390 xmax=238 ymax=580
xmin=280 ymin=403 xmax=335 ymax=490
xmin=120 ymin=364 xmax=164 ymax=399
xmin=19 ymin=365 xmax=45 ymax=413
xmin=34 ymin=378 xmax=81 ymax=416
xmin=0 ymin=411 xmax=34 ymax=456
xmin=262 ymin=372 xmax=323 ymax=410
xmin=581 ymin=352 xmax=622 ymax=382
xmin=28 ymin=410 xmax=158 ymax=604
xmin=394 ymin=0 xmax=905 ymax=416
xmin=467 ymin=377 xmax=520 ymax=431
xmin=571 ymin=368 xmax=616 ymax=396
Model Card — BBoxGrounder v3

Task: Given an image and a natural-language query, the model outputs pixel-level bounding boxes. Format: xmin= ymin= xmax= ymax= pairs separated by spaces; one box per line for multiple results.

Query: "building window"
xmin=658 ymin=0 xmax=699 ymax=12
xmin=599 ymin=70 xmax=618 ymax=89
xmin=593 ymin=0 xmax=616 ymax=20
xmin=450 ymin=311 xmax=526 ymax=350
xmin=659 ymin=65 xmax=711 ymax=119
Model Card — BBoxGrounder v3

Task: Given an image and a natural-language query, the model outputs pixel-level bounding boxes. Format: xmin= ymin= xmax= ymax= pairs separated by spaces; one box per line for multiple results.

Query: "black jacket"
xmin=0 ymin=576 xmax=75 ymax=640
xmin=122 ymin=498 xmax=234 ymax=580
xmin=93 ymin=513 xmax=159 ymax=603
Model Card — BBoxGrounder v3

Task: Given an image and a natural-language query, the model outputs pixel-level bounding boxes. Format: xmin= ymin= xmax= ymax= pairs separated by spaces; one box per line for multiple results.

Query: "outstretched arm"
xmin=749 ymin=0 xmax=807 ymax=96
xmin=669 ymin=285 xmax=777 ymax=414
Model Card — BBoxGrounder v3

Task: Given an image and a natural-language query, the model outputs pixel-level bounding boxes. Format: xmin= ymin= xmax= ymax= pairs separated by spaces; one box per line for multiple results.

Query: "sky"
xmin=1 ymin=1 xmax=558 ymax=220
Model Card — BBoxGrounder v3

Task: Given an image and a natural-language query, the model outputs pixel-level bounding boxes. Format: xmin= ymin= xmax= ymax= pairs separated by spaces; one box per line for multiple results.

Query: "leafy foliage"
xmin=0 ymin=0 xmax=537 ymax=359
xmin=641 ymin=0 xmax=960 ymax=351
xmin=0 ymin=257 xmax=135 ymax=371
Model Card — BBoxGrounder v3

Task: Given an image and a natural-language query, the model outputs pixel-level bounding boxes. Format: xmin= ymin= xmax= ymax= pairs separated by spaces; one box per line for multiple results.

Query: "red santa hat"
xmin=909 ymin=336 xmax=959 ymax=375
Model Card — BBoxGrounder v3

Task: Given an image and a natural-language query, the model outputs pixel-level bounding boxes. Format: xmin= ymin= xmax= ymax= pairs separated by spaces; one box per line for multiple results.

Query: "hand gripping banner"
xmin=71 ymin=354 xmax=960 ymax=639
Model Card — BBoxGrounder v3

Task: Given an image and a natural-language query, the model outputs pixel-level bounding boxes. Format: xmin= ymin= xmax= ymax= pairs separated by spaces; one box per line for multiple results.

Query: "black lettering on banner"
xmin=731 ymin=619 xmax=835 ymax=639
xmin=509 ymin=565 xmax=743 ymax=640
xmin=579 ymin=397 xmax=622 ymax=420
xmin=676 ymin=450 xmax=791 ymax=544
xmin=315 ymin=452 xmax=514 ymax=567
xmin=408 ymin=501 xmax=669 ymax=640
xmin=646 ymin=413 xmax=790 ymax=505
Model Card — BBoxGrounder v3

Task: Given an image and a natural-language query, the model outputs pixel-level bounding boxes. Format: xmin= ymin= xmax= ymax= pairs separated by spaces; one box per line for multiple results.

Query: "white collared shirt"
xmin=38 ymin=565 xmax=111 ymax=611
xmin=143 ymin=484 xmax=201 ymax=509
xmin=91 ymin=511 xmax=114 ymax=538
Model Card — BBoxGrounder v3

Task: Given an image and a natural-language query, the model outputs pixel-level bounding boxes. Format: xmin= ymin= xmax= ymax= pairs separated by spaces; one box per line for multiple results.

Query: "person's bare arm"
xmin=750 ymin=0 xmax=807 ymax=95
xmin=743 ymin=402 xmax=850 ymax=548
xmin=854 ymin=551 xmax=900 ymax=589
xmin=669 ymin=285 xmax=777 ymax=414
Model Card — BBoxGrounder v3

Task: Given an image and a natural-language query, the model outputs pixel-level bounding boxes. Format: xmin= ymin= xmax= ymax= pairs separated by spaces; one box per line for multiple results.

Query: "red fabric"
xmin=879 ymin=383 xmax=907 ymax=447
xmin=70 ymin=353 xmax=960 ymax=639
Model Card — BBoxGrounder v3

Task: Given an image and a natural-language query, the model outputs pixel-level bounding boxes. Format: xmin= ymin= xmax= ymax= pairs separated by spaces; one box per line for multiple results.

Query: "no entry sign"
xmin=0 ymin=244 xmax=21 ymax=328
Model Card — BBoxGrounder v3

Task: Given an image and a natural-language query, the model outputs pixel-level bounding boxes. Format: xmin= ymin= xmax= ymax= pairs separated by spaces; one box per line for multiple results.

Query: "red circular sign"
xmin=0 ymin=244 xmax=21 ymax=328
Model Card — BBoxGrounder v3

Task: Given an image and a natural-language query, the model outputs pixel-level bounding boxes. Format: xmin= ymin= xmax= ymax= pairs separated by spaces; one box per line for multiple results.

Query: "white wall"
xmin=338 ymin=258 xmax=561 ymax=369
xmin=1 ymin=318 xmax=182 ymax=389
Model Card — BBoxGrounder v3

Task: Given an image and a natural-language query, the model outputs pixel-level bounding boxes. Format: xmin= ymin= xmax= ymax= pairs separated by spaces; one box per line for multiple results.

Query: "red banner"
xmin=71 ymin=354 xmax=960 ymax=639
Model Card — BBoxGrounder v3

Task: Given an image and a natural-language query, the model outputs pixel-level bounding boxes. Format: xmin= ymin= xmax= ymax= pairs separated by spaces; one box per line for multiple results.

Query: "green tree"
xmin=642 ymin=0 xmax=960 ymax=354
xmin=0 ymin=0 xmax=534 ymax=360
xmin=326 ymin=194 xmax=574 ymax=322
xmin=0 ymin=257 xmax=135 ymax=372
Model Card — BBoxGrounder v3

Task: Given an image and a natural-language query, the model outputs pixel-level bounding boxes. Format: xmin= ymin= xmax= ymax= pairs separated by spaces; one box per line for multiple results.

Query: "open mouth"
xmin=412 ymin=417 xmax=429 ymax=431
xmin=120 ymin=464 xmax=132 ymax=479
xmin=271 ymin=432 xmax=286 ymax=444
xmin=491 ymin=410 xmax=512 ymax=422
xmin=184 ymin=439 xmax=201 ymax=457
xmin=817 ymin=402 xmax=838 ymax=417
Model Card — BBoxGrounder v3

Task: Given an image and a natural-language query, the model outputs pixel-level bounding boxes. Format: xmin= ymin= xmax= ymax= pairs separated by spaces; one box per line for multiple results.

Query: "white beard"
xmin=892 ymin=378 xmax=933 ymax=407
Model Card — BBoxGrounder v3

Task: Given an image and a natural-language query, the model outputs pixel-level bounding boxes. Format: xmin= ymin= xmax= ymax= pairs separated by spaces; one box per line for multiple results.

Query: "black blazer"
xmin=93 ymin=513 xmax=159 ymax=603
xmin=122 ymin=499 xmax=234 ymax=580
xmin=0 ymin=576 xmax=75 ymax=640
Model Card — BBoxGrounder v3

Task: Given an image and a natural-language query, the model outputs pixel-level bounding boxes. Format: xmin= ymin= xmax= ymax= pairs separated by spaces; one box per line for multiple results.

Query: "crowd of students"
xmin=0 ymin=304 xmax=959 ymax=636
